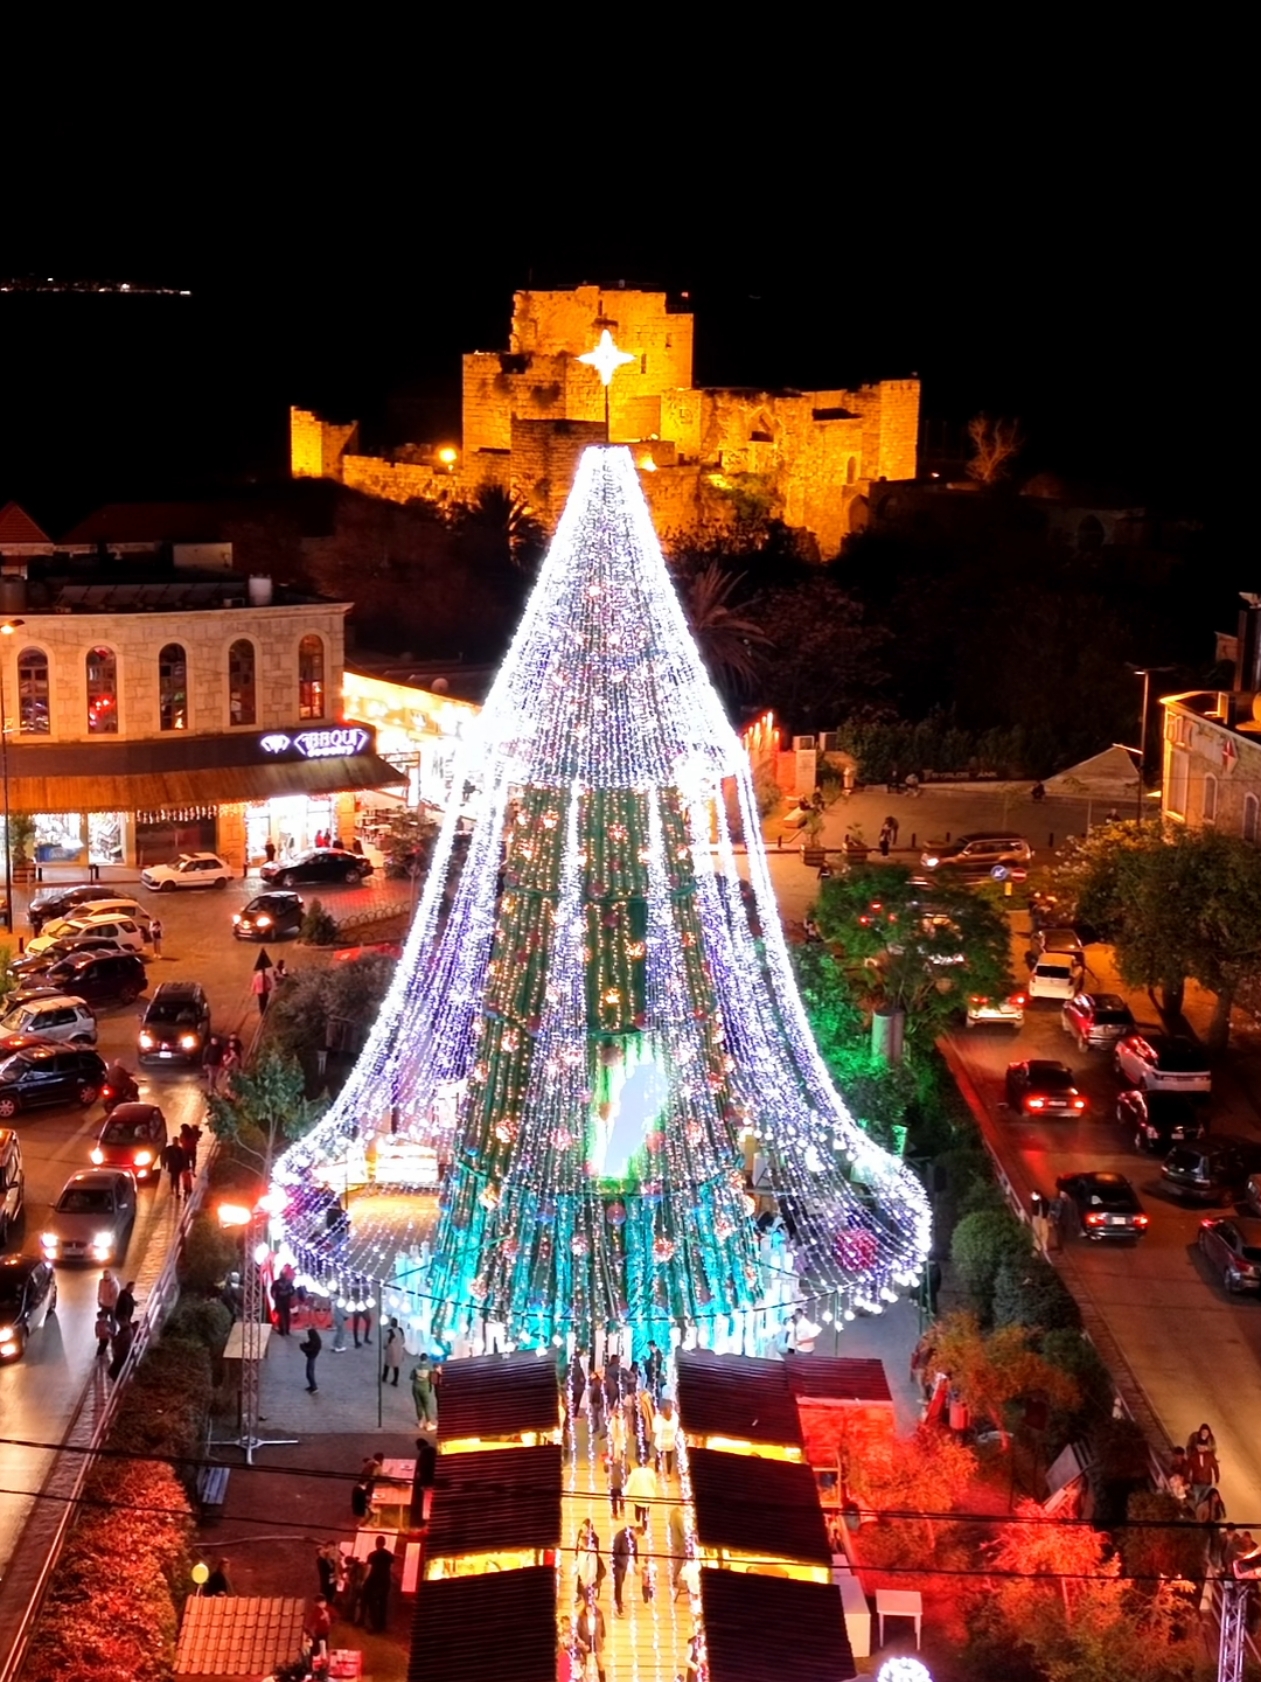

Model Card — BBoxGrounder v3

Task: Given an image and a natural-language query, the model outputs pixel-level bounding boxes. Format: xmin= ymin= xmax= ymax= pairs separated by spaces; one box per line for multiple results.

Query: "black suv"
xmin=0 ymin=1046 xmax=108 ymax=1118
xmin=138 ymin=982 xmax=211 ymax=1065
xmin=30 ymin=950 xmax=147 ymax=1008
xmin=261 ymin=848 xmax=373 ymax=888
xmin=234 ymin=891 xmax=303 ymax=940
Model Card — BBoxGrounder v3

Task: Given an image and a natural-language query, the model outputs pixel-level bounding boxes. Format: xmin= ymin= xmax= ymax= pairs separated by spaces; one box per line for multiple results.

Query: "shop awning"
xmin=406 ymin=1566 xmax=557 ymax=1682
xmin=701 ymin=1569 xmax=856 ymax=1682
xmin=9 ymin=753 xmax=406 ymax=815
xmin=436 ymin=1351 xmax=561 ymax=1448
xmin=688 ymin=1448 xmax=831 ymax=1568
xmin=784 ymin=1355 xmax=893 ymax=1405
xmin=426 ymin=1444 xmax=562 ymax=1562
xmin=676 ymin=1349 xmax=805 ymax=1454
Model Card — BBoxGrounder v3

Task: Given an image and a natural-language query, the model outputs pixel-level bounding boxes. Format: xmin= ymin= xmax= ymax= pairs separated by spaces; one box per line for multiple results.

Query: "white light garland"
xmin=273 ymin=446 xmax=931 ymax=1346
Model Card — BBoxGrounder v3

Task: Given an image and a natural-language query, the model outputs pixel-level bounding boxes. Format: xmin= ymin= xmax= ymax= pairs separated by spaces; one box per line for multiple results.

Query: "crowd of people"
xmin=557 ymin=1345 xmax=701 ymax=1681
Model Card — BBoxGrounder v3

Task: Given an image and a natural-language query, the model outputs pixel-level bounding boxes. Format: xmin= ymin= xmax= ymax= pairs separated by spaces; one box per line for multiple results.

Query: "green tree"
xmin=950 ymin=1208 xmax=1032 ymax=1321
xmin=678 ymin=562 xmax=772 ymax=696
xmin=206 ymin=1051 xmax=324 ymax=1173
xmin=754 ymin=574 xmax=888 ymax=733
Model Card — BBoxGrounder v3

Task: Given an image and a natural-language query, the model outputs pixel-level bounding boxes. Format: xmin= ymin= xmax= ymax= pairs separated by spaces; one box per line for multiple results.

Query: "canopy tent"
xmin=1043 ymin=745 xmax=1140 ymax=803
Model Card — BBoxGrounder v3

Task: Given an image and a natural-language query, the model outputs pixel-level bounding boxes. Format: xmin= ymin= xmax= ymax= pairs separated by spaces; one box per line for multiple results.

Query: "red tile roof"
xmin=0 ymin=501 xmax=52 ymax=546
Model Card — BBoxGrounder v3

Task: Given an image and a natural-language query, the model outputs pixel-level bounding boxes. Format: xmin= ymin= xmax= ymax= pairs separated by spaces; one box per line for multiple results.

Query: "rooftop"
xmin=11 ymin=576 xmax=340 ymax=616
xmin=1164 ymin=689 xmax=1261 ymax=742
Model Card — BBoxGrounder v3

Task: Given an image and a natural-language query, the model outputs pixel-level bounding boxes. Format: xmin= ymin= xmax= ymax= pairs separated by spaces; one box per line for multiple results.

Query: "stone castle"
xmin=291 ymin=285 xmax=919 ymax=555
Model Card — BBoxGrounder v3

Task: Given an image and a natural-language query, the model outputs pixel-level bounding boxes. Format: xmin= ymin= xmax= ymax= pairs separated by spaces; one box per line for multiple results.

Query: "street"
xmin=0 ymin=868 xmax=399 ymax=1579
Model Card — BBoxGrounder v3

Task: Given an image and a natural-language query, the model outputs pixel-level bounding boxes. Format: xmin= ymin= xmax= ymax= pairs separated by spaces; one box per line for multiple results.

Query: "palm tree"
xmin=681 ymin=562 xmax=772 ymax=695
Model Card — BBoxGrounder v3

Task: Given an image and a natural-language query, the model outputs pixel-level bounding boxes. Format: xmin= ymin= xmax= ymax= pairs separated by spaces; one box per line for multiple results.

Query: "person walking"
xmin=180 ymin=1122 xmax=202 ymax=1173
xmin=653 ymin=1402 xmax=678 ymax=1480
xmin=300 ymin=1323 xmax=322 ymax=1393
xmin=574 ymin=1519 xmax=603 ymax=1607
xmin=567 ymin=1348 xmax=587 ymax=1418
xmin=608 ymin=1450 xmax=626 ymax=1521
xmin=1187 ymin=1424 xmax=1220 ymax=1507
xmin=115 ymin=1280 xmax=137 ymax=1326
xmin=204 ymin=1034 xmax=224 ymax=1093
xmin=264 ymin=838 xmax=277 ymax=866
xmin=94 ymin=1308 xmax=112 ymax=1359
xmin=331 ymin=1298 xmax=348 ymax=1352
xmin=149 ymin=915 xmax=163 ymax=957
xmin=251 ymin=964 xmax=273 ymax=1017
xmin=342 ymin=1555 xmax=366 ymax=1626
xmin=352 ymin=1295 xmax=373 ymax=1348
xmin=668 ymin=1502 xmax=688 ymax=1600
xmin=204 ymin=1558 xmax=231 ymax=1597
xmin=610 ymin=1521 xmax=642 ymax=1618
xmin=381 ymin=1316 xmax=405 ymax=1386
xmin=108 ymin=1319 xmax=135 ymax=1381
xmin=316 ymin=1540 xmax=339 ymax=1601
xmin=625 ymin=1457 xmax=658 ymax=1525
xmin=160 ymin=1137 xmax=188 ymax=1202
xmin=887 ymin=813 xmax=900 ymax=846
xmin=411 ymin=1353 xmax=437 ymax=1425
xmin=361 ymin=1535 xmax=395 ymax=1633
xmin=575 ymin=1590 xmax=607 ymax=1682
xmin=643 ymin=1340 xmax=665 ymax=1403
xmin=878 ymin=819 xmax=893 ymax=857
xmin=97 ymin=1269 xmax=119 ymax=1328
xmin=272 ymin=1269 xmax=296 ymax=1337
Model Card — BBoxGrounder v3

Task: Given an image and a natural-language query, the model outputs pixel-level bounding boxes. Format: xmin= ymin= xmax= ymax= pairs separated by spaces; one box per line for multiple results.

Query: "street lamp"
xmin=1128 ymin=665 xmax=1176 ymax=823
xmin=0 ymin=618 xmax=25 ymax=934
xmin=213 ymin=1198 xmax=297 ymax=1464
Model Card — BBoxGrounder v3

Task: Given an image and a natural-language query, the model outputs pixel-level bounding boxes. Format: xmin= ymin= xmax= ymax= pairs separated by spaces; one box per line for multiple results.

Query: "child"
xmin=95 ymin=1309 xmax=113 ymax=1359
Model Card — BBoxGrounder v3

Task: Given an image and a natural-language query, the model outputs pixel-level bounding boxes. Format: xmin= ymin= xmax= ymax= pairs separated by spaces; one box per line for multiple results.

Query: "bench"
xmin=197 ymin=1464 xmax=232 ymax=1515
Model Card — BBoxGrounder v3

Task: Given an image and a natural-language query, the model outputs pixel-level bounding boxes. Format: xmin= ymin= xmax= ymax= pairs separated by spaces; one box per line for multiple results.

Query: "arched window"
xmin=158 ymin=643 xmax=188 ymax=731
xmin=17 ymin=647 xmax=50 ymax=734
xmin=1244 ymin=794 xmax=1259 ymax=845
xmin=229 ymin=639 xmax=256 ymax=726
xmin=1202 ymin=773 xmax=1218 ymax=823
xmin=86 ymin=647 xmax=118 ymax=734
xmin=298 ymin=635 xmax=325 ymax=720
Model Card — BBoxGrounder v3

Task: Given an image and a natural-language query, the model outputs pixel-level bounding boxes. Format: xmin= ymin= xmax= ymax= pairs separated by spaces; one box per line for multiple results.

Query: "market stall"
xmin=424 ymin=1443 xmax=562 ymax=1581
xmin=687 ymin=1448 xmax=832 ymax=1583
xmin=700 ymin=1567 xmax=856 ymax=1681
xmin=675 ymin=1348 xmax=805 ymax=1461
xmin=407 ymin=1563 xmax=557 ymax=1682
xmin=435 ymin=1350 xmax=562 ymax=1454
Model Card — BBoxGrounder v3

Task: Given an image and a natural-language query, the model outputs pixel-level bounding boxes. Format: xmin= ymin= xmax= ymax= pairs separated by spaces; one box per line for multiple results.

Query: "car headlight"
xmin=256 ymin=915 xmax=272 ymax=927
xmin=924 ymin=855 xmax=940 ymax=867
xmin=134 ymin=1149 xmax=152 ymax=1167
xmin=0 ymin=1324 xmax=15 ymax=1340
xmin=91 ymin=1147 xmax=105 ymax=1164
xmin=138 ymin=1031 xmax=156 ymax=1049
xmin=41 ymin=1233 xmax=59 ymax=1250
xmin=179 ymin=1033 xmax=200 ymax=1050
xmin=93 ymin=1230 xmax=115 ymax=1250
xmin=232 ymin=913 xmax=242 ymax=925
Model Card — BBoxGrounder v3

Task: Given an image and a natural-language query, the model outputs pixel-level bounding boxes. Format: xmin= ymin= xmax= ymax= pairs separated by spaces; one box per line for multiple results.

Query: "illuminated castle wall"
xmin=291 ymin=286 xmax=919 ymax=556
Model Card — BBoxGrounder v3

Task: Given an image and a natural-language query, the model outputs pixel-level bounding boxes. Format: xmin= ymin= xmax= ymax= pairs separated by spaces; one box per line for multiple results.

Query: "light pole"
xmin=1129 ymin=664 xmax=1175 ymax=823
xmin=0 ymin=618 xmax=25 ymax=934
xmin=214 ymin=1200 xmax=297 ymax=1465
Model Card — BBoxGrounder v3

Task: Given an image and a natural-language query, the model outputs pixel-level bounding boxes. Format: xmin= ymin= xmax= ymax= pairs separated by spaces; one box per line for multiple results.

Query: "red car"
xmin=90 ymin=1103 xmax=169 ymax=1182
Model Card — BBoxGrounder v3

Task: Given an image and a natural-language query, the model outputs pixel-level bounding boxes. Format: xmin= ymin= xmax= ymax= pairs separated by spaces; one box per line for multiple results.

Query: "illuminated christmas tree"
xmin=275 ymin=442 xmax=930 ymax=1351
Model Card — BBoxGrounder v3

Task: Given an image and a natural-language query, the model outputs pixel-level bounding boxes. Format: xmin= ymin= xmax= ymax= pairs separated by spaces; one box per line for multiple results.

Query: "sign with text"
xmin=258 ymin=726 xmax=372 ymax=761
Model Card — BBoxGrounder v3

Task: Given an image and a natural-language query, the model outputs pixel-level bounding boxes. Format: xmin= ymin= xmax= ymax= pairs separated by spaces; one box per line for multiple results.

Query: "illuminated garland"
xmin=274 ymin=446 xmax=931 ymax=1348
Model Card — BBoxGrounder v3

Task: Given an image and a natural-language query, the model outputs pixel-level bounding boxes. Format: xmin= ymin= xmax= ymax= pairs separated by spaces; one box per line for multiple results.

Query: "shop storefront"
xmin=342 ymin=670 xmax=480 ymax=814
xmin=12 ymin=723 xmax=406 ymax=873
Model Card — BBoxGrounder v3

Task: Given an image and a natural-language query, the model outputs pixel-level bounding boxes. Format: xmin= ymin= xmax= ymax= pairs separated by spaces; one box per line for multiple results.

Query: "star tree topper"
xmin=578 ymin=329 xmax=635 ymax=386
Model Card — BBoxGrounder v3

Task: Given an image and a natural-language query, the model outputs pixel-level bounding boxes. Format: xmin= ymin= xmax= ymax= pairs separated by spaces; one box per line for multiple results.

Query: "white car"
xmin=965 ymin=991 xmax=1026 ymax=1029
xmin=1113 ymin=1032 xmax=1211 ymax=1094
xmin=26 ymin=914 xmax=148 ymax=958
xmin=0 ymin=996 xmax=97 ymax=1046
xmin=1027 ymin=951 xmax=1085 ymax=1002
xmin=141 ymin=853 xmax=233 ymax=892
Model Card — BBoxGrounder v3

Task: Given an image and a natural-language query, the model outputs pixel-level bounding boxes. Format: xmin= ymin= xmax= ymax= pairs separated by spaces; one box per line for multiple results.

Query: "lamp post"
xmin=0 ymin=618 xmax=25 ymax=934
xmin=1129 ymin=664 xmax=1176 ymax=823
xmin=214 ymin=1200 xmax=297 ymax=1465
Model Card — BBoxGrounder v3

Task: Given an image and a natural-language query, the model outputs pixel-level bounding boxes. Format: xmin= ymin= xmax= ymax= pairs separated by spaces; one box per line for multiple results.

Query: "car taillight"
xmin=1085 ymin=1212 xmax=1105 ymax=1225
xmin=1011 ymin=994 xmax=1026 ymax=1007
xmin=1027 ymin=1097 xmax=1045 ymax=1110
xmin=138 ymin=1032 xmax=155 ymax=1050
xmin=1072 ymin=1098 xmax=1086 ymax=1110
xmin=1133 ymin=1214 xmax=1149 ymax=1228
xmin=90 ymin=1147 xmax=104 ymax=1164
xmin=101 ymin=1085 xmax=113 ymax=1100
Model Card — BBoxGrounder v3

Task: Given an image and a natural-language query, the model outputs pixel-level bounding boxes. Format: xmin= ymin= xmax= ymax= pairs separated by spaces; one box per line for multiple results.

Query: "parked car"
xmin=27 ymin=883 xmax=123 ymax=933
xmin=1005 ymin=1059 xmax=1088 ymax=1115
xmin=1061 ymin=992 xmax=1136 ymax=1051
xmin=141 ymin=852 xmax=233 ymax=892
xmin=0 ymin=1255 xmax=57 ymax=1360
xmin=137 ymin=981 xmax=211 ymax=1065
xmin=233 ymin=891 xmax=303 ymax=940
xmin=0 ymin=995 xmax=97 ymax=1047
xmin=27 ymin=913 xmax=147 ymax=959
xmin=1027 ymin=951 xmax=1086 ymax=1002
xmin=91 ymin=1103 xmax=168 ymax=1180
xmin=1032 ymin=927 xmax=1086 ymax=960
xmin=0 ymin=1045 xmax=107 ymax=1118
xmin=10 ymin=935 xmax=131 ymax=977
xmin=965 ymin=991 xmax=1026 ymax=1029
xmin=1114 ymin=1032 xmax=1211 ymax=1094
xmin=920 ymin=833 xmax=1032 ymax=875
xmin=1117 ymin=1088 xmax=1206 ymax=1153
xmin=0 ymin=1128 xmax=25 ymax=1248
xmin=41 ymin=1168 xmax=137 ymax=1263
xmin=1161 ymin=1139 xmax=1261 ymax=1203
xmin=1197 ymin=1217 xmax=1261 ymax=1293
xmin=261 ymin=848 xmax=373 ymax=888
xmin=25 ymin=951 xmax=148 ymax=1009
xmin=1056 ymin=1171 xmax=1149 ymax=1240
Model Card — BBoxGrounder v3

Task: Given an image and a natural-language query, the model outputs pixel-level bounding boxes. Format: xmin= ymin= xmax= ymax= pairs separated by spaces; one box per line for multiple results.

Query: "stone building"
xmin=291 ymin=285 xmax=919 ymax=556
xmin=3 ymin=569 xmax=403 ymax=870
xmin=1160 ymin=604 xmax=1261 ymax=842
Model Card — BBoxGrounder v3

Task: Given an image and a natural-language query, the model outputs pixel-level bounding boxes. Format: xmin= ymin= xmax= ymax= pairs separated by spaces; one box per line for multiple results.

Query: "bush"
xmin=950 ymin=1207 xmax=1031 ymax=1323
xmin=300 ymin=897 xmax=338 ymax=944
xmin=178 ymin=1211 xmax=240 ymax=1291
xmin=164 ymin=1296 xmax=232 ymax=1358
xmin=1120 ymin=1489 xmax=1206 ymax=1586
xmin=1039 ymin=1327 xmax=1114 ymax=1421
xmin=992 ymin=1254 xmax=1081 ymax=1333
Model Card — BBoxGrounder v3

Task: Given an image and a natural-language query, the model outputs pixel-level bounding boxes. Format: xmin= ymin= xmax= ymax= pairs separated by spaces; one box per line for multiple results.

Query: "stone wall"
xmin=5 ymin=602 xmax=349 ymax=743
xmin=343 ymin=454 xmax=458 ymax=508
xmin=509 ymin=418 xmax=607 ymax=525
xmin=291 ymin=407 xmax=357 ymax=480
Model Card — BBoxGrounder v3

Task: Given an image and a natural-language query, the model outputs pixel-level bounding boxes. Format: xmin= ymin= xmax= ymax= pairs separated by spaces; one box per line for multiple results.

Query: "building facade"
xmin=1160 ymin=689 xmax=1261 ymax=842
xmin=291 ymin=285 xmax=920 ymax=556
xmin=4 ymin=578 xmax=404 ymax=870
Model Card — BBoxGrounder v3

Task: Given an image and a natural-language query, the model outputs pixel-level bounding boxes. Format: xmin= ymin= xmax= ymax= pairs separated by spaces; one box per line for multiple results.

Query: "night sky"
xmin=2 ymin=74 xmax=1229 ymax=541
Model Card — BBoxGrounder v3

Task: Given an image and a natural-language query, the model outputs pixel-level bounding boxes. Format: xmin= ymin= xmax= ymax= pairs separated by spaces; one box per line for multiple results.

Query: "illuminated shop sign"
xmin=259 ymin=727 xmax=371 ymax=760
